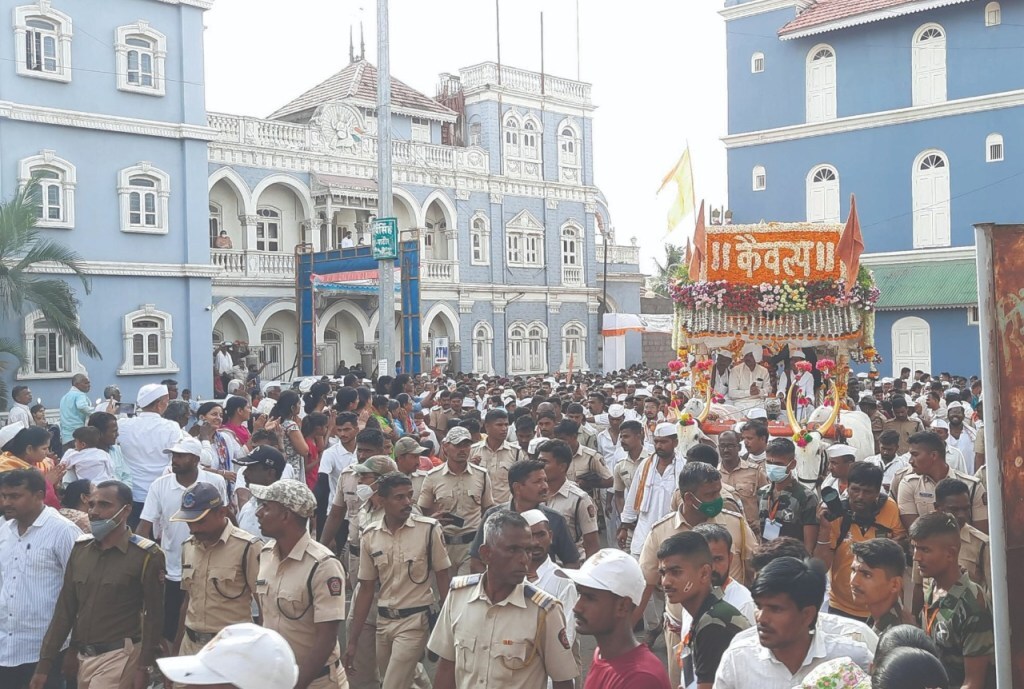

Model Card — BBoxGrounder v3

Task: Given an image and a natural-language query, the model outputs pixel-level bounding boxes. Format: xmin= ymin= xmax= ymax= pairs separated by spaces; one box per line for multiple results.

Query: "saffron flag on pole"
xmin=688 ymin=201 xmax=706 ymax=281
xmin=837 ymin=194 xmax=865 ymax=293
xmin=658 ymin=147 xmax=696 ymax=236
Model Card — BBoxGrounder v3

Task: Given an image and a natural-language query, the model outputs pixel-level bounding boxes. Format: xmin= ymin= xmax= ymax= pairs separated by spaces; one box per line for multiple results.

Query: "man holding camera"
xmin=813 ymin=461 xmax=906 ymax=622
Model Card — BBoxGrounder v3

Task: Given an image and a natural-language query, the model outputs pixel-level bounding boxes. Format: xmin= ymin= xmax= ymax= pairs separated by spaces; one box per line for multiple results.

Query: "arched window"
xmin=256 ymin=207 xmax=281 ymax=252
xmin=119 ymin=163 xmax=170 ymax=234
xmin=18 ymin=310 xmax=85 ymax=380
xmin=507 ymin=322 xmax=527 ymax=374
xmin=751 ymin=52 xmax=765 ymax=73
xmin=527 ymin=323 xmax=548 ymax=373
xmin=913 ymin=24 xmax=947 ymax=106
xmin=18 ymin=151 xmax=77 ymax=229
xmin=472 ymin=322 xmax=494 ymax=375
xmin=986 ymin=133 xmax=1004 ymax=162
xmin=261 ymin=330 xmax=283 ymax=380
xmin=806 ymin=45 xmax=837 ymax=123
xmin=892 ymin=316 xmax=931 ymax=376
xmin=561 ymin=221 xmax=584 ymax=285
xmin=14 ymin=4 xmax=73 ymax=82
xmin=985 ymin=2 xmax=1001 ymax=26
xmin=561 ymin=321 xmax=588 ymax=372
xmin=806 ymin=165 xmax=840 ymax=223
xmin=522 ymin=119 xmax=540 ymax=160
xmin=503 ymin=111 xmax=542 ymax=179
xmin=752 ymin=165 xmax=767 ymax=191
xmin=118 ymin=305 xmax=179 ymax=375
xmin=503 ymin=113 xmax=521 ymax=157
xmin=913 ymin=150 xmax=951 ymax=248
xmin=470 ymin=213 xmax=490 ymax=265
xmin=558 ymin=119 xmax=582 ymax=184
xmin=115 ymin=22 xmax=167 ymax=95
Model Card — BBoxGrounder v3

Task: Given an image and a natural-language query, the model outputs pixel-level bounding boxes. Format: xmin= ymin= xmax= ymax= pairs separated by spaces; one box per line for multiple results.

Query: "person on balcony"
xmin=215 ymin=230 xmax=232 ymax=249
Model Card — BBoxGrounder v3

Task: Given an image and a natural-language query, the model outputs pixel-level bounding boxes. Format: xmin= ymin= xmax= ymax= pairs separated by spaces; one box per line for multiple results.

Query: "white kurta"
xmin=727 ymin=364 xmax=770 ymax=412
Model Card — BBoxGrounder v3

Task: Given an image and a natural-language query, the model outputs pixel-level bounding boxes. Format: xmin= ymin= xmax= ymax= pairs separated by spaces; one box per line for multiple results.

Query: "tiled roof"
xmin=779 ymin=0 xmax=972 ymax=37
xmin=268 ymin=60 xmax=457 ymax=122
xmin=870 ymin=258 xmax=977 ymax=310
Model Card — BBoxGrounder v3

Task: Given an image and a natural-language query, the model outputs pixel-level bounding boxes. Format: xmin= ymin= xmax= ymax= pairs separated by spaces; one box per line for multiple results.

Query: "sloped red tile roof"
xmin=779 ymin=0 xmax=968 ymax=36
xmin=269 ymin=60 xmax=457 ymax=122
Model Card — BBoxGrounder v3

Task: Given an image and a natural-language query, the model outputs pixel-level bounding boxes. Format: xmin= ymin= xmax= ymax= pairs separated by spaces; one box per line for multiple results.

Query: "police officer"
xmin=32 ymin=480 xmax=165 ymax=689
xmin=252 ymin=480 xmax=348 ymax=689
xmin=537 ymin=439 xmax=600 ymax=559
xmin=427 ymin=510 xmax=579 ymax=689
xmin=171 ymin=481 xmax=261 ymax=656
xmin=470 ymin=408 xmax=522 ymax=503
xmin=418 ymin=426 xmax=495 ymax=575
xmin=392 ymin=437 xmax=430 ymax=501
xmin=344 ymin=473 xmax=451 ymax=689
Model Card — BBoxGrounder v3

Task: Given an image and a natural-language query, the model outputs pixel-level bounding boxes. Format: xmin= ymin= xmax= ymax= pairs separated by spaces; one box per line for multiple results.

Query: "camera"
xmin=821 ymin=487 xmax=846 ymax=521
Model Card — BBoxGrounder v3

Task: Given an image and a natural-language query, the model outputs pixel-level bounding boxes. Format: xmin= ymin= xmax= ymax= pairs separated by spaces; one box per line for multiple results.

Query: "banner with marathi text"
xmin=703 ymin=223 xmax=845 ymax=284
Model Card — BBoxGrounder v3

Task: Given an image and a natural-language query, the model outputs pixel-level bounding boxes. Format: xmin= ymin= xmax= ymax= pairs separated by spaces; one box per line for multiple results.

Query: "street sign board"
xmin=372 ymin=217 xmax=399 ymax=260
xmin=433 ymin=337 xmax=449 ymax=365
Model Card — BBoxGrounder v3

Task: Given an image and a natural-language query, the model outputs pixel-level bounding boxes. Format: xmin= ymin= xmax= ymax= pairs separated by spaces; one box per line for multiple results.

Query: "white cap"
xmin=137 ymin=383 xmax=168 ymax=408
xmin=741 ymin=343 xmax=761 ymax=358
xmin=461 ymin=398 xmax=476 ymax=409
xmin=262 ymin=381 xmax=282 ymax=393
xmin=556 ymin=548 xmax=645 ymax=605
xmin=519 ymin=397 xmax=533 ymax=407
xmin=931 ymin=419 xmax=950 ymax=430
xmin=881 ymin=377 xmax=894 ymax=384
xmin=602 ymin=383 xmax=614 ymax=390
xmin=0 ymin=421 xmax=27 ymax=450
xmin=608 ymin=404 xmax=625 ymax=419
xmin=856 ymin=372 xmax=869 ymax=379
xmin=616 ymin=394 xmax=627 ymax=402
xmin=948 ymin=387 xmax=961 ymax=395
xmin=544 ymin=377 xmax=557 ymax=384
xmin=164 ymin=434 xmax=204 ymax=457
xmin=947 ymin=401 xmax=966 ymax=411
xmin=746 ymin=408 xmax=768 ymax=420
xmin=527 ymin=436 xmax=547 ymax=455
xmin=157 ymin=623 xmax=298 ymax=689
xmin=790 ymin=348 xmax=805 ymax=359
xmin=654 ymin=422 xmax=678 ymax=438
xmin=298 ymin=378 xmax=315 ymax=393
xmin=521 ymin=509 xmax=548 ymax=527
xmin=634 ymin=388 xmax=652 ymax=398
xmin=858 ymin=391 xmax=875 ymax=401
xmin=227 ymin=379 xmax=244 ymax=394
xmin=825 ymin=444 xmax=857 ymax=459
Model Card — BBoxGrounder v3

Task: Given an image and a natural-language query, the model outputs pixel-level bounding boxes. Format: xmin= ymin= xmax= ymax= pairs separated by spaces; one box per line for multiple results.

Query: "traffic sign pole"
xmin=377 ymin=0 xmax=395 ymax=376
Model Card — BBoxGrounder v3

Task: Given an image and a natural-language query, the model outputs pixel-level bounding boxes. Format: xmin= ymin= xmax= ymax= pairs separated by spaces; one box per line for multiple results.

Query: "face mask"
xmin=690 ymin=495 xmax=725 ymax=519
xmin=355 ymin=482 xmax=378 ymax=502
xmin=765 ymin=464 xmax=791 ymax=483
xmin=90 ymin=504 xmax=127 ymax=541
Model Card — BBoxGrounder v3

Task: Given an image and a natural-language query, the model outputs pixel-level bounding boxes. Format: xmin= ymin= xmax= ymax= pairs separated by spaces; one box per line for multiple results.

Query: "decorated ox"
xmin=677 ymin=396 xmax=711 ymax=454
xmin=806 ymin=406 xmax=875 ymax=461
xmin=786 ymin=385 xmax=841 ymax=486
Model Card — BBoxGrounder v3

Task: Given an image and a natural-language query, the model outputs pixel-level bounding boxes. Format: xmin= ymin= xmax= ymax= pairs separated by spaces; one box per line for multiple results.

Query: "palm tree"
xmin=0 ymin=180 xmax=100 ymax=406
xmin=651 ymin=243 xmax=686 ymax=297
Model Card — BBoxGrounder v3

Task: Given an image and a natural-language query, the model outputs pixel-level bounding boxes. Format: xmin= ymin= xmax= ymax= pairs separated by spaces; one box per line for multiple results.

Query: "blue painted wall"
xmin=873 ymin=308 xmax=980 ymax=377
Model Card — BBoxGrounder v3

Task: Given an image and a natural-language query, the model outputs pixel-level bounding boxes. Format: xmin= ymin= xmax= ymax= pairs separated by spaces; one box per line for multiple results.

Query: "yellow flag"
xmin=658 ymin=148 xmax=695 ymax=236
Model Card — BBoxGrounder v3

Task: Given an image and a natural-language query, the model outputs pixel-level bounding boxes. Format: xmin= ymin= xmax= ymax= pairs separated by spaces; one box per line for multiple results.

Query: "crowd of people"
xmin=0 ymin=353 xmax=994 ymax=689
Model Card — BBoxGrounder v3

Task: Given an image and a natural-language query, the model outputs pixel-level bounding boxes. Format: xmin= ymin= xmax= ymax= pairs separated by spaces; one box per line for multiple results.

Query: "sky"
xmin=203 ymin=0 xmax=730 ymax=274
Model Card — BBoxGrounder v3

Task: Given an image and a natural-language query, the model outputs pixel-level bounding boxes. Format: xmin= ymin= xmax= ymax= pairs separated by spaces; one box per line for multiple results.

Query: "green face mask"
xmin=689 ymin=494 xmax=725 ymax=519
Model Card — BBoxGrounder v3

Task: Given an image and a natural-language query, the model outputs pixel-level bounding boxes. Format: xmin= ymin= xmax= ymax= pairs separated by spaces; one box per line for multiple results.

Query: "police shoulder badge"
xmin=327 ymin=576 xmax=343 ymax=597
xmin=558 ymin=628 xmax=570 ymax=650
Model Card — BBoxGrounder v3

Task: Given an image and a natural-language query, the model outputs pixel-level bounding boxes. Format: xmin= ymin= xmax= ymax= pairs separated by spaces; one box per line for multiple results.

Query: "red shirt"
xmin=585 ymin=644 xmax=672 ymax=689
xmin=303 ymin=439 xmax=319 ymax=489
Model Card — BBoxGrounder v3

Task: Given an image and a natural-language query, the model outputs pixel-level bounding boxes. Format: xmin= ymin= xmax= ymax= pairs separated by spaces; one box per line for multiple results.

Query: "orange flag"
xmin=688 ymin=201 xmax=706 ymax=280
xmin=837 ymin=194 xmax=864 ymax=293
xmin=567 ymin=350 xmax=575 ymax=384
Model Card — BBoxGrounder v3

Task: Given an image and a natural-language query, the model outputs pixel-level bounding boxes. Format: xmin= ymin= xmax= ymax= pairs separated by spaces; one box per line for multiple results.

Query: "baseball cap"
xmin=556 ymin=548 xmax=645 ymax=605
xmin=157 ymin=623 xmax=298 ymax=689
xmin=249 ymin=480 xmax=316 ymax=519
xmin=171 ymin=482 xmax=224 ymax=522
xmin=164 ymin=435 xmax=204 ymax=458
xmin=137 ymin=383 xmax=168 ymax=408
xmin=234 ymin=445 xmax=286 ymax=474
xmin=443 ymin=426 xmax=473 ymax=445
xmin=393 ymin=437 xmax=428 ymax=456
xmin=352 ymin=455 xmax=399 ymax=475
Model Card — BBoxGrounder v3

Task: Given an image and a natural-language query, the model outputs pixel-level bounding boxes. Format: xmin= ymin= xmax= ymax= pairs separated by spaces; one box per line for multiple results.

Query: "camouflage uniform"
xmin=923 ymin=571 xmax=995 ymax=689
xmin=867 ymin=597 xmax=915 ymax=636
xmin=756 ymin=480 xmax=820 ymax=542
xmin=682 ymin=591 xmax=751 ymax=688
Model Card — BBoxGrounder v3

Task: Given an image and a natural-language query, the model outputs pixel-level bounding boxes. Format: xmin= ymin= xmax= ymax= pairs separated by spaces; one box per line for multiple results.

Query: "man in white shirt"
xmin=117 ymin=383 xmax=183 ymax=527
xmin=318 ymin=411 xmax=358 ymax=506
xmin=138 ymin=436 xmax=228 ymax=644
xmin=946 ymin=402 xmax=977 ymax=473
xmin=215 ymin=342 xmax=234 ymax=396
xmin=727 ymin=344 xmax=770 ymax=413
xmin=863 ymin=430 xmax=910 ymax=492
xmin=256 ymin=382 xmax=282 ymax=417
xmin=6 ymin=386 xmax=33 ymax=428
xmin=0 ymin=469 xmax=81 ymax=686
xmin=617 ymin=423 xmax=686 ymax=558
xmin=714 ymin=557 xmax=872 ymax=689
xmin=522 ymin=510 xmax=579 ymax=646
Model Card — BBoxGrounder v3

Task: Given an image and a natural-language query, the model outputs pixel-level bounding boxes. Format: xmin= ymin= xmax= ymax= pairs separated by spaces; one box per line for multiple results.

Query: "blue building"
xmin=720 ymin=0 xmax=1021 ymax=376
xmin=0 ymin=0 xmax=216 ymax=405
xmin=206 ymin=57 xmax=643 ymax=378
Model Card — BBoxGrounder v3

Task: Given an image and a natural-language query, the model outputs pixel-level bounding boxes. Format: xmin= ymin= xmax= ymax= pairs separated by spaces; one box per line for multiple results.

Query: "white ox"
xmin=807 ymin=407 xmax=875 ymax=461
xmin=788 ymin=394 xmax=875 ymax=485
xmin=677 ymin=397 xmax=711 ymax=454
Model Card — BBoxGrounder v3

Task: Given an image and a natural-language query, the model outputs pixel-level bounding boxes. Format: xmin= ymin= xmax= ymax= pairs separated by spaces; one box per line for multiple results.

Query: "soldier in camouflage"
xmin=911 ymin=512 xmax=995 ymax=689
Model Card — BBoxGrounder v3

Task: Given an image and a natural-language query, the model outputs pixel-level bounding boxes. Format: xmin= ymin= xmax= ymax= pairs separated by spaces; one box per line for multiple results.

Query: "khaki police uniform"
xmin=408 ymin=469 xmax=428 ymax=503
xmin=257 ymin=533 xmax=349 ymax=689
xmin=718 ymin=458 xmax=767 ymax=535
xmin=417 ymin=462 xmax=494 ymax=572
xmin=545 ymin=480 xmax=599 ymax=557
xmin=897 ymin=468 xmax=987 ymax=524
xmin=427 ymin=574 xmax=579 ymax=689
xmin=358 ymin=513 xmax=451 ymax=689
xmin=470 ymin=439 xmax=522 ymax=504
xmin=566 ymin=444 xmax=612 ymax=485
xmin=638 ymin=508 xmax=755 ymax=689
xmin=38 ymin=531 xmax=165 ymax=689
xmin=346 ymin=502 xmax=383 ymax=689
xmin=578 ymin=427 xmax=599 ymax=452
xmin=179 ymin=521 xmax=261 ymax=655
xmin=612 ymin=451 xmax=648 ymax=495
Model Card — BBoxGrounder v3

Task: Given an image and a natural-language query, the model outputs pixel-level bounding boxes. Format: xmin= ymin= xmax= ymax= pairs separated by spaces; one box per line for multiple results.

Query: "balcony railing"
xmin=212 ymin=249 xmax=295 ymax=279
xmin=422 ymin=260 xmax=459 ymax=283
xmin=596 ymin=243 xmax=640 ymax=265
xmin=562 ymin=265 xmax=584 ymax=286
xmin=460 ymin=62 xmax=592 ymax=106
xmin=207 ymin=113 xmax=490 ymax=174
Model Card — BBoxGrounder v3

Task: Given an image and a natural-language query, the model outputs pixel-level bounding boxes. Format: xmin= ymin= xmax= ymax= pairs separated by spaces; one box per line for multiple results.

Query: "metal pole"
xmin=377 ymin=0 xmax=395 ymax=375
xmin=602 ymin=228 xmax=609 ymax=374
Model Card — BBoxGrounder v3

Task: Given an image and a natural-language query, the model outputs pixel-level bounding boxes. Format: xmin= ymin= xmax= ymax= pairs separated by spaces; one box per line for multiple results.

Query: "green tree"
xmin=0 ymin=181 xmax=100 ymax=405
xmin=651 ymin=243 xmax=686 ymax=297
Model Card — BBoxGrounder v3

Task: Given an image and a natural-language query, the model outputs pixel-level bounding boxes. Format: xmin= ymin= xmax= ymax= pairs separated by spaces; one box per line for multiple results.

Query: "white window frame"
xmin=209 ymin=202 xmax=222 ymax=247
xmin=985 ymin=2 xmax=1001 ymax=26
xmin=14 ymin=2 xmax=73 ymax=83
xmin=561 ymin=321 xmax=588 ymax=372
xmin=115 ymin=22 xmax=167 ymax=96
xmin=118 ymin=305 xmax=179 ymax=375
xmin=504 ymin=113 xmax=521 ymax=157
xmin=118 ymin=163 xmax=170 ymax=234
xmin=472 ymin=321 xmax=494 ymax=375
xmin=506 ymin=210 xmax=544 ymax=268
xmin=503 ymin=111 xmax=542 ymax=179
xmin=18 ymin=150 xmax=76 ymax=229
xmin=986 ymin=133 xmax=1004 ymax=162
xmin=806 ymin=164 xmax=840 ymax=223
xmin=751 ymin=51 xmax=765 ymax=73
xmin=557 ymin=118 xmax=582 ymax=184
xmin=806 ymin=44 xmax=837 ymax=123
xmin=256 ymin=206 xmax=282 ymax=252
xmin=469 ymin=121 xmax=482 ymax=147
xmin=913 ymin=24 xmax=947 ymax=107
xmin=17 ymin=310 xmax=86 ymax=380
xmin=507 ymin=320 xmax=548 ymax=375
xmin=967 ymin=306 xmax=980 ymax=325
xmin=912 ymin=149 xmax=951 ymax=249
xmin=411 ymin=116 xmax=430 ymax=143
xmin=470 ymin=212 xmax=490 ymax=266
xmin=752 ymin=165 xmax=766 ymax=191
xmin=522 ymin=118 xmax=541 ymax=161
xmin=560 ymin=221 xmax=584 ymax=285
xmin=507 ymin=323 xmax=527 ymax=374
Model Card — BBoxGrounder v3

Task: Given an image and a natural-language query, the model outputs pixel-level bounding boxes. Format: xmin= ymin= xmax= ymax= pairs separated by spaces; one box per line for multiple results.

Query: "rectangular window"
xmin=507 ymin=234 xmax=522 ymax=264
xmin=753 ymin=56 xmax=764 ymax=73
xmin=989 ymin=143 xmax=1003 ymax=162
xmin=469 ymin=123 xmax=482 ymax=147
xmin=26 ymin=26 xmax=58 ymax=73
xmin=754 ymin=173 xmax=766 ymax=191
xmin=968 ymin=306 xmax=980 ymax=325
xmin=34 ymin=331 xmax=65 ymax=373
xmin=412 ymin=117 xmax=430 ymax=143
xmin=524 ymin=235 xmax=540 ymax=265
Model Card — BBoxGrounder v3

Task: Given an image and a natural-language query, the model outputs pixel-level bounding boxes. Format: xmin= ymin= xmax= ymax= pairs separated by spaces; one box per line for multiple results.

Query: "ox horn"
xmin=698 ymin=379 xmax=712 ymax=423
xmin=817 ymin=383 xmax=843 ymax=437
xmin=785 ymin=382 xmax=801 ymax=435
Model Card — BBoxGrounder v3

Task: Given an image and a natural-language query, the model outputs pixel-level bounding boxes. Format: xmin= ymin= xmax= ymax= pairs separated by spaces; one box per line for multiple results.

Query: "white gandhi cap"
xmin=157 ymin=623 xmax=298 ymax=689
xmin=556 ymin=548 xmax=646 ymax=605
xmin=654 ymin=422 xmax=678 ymax=438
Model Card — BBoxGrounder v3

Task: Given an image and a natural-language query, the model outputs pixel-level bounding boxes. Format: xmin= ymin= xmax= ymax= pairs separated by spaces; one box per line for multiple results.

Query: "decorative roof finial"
xmin=349 ymin=25 xmax=354 ymax=64
xmin=360 ymin=21 xmax=365 ymax=60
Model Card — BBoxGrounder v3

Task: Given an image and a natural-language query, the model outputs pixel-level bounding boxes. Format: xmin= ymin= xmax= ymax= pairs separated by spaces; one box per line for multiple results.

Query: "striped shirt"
xmin=0 ymin=506 xmax=81 ymax=665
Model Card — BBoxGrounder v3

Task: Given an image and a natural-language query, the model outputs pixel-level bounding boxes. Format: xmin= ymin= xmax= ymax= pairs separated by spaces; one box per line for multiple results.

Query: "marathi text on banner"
xmin=703 ymin=223 xmax=844 ymax=284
